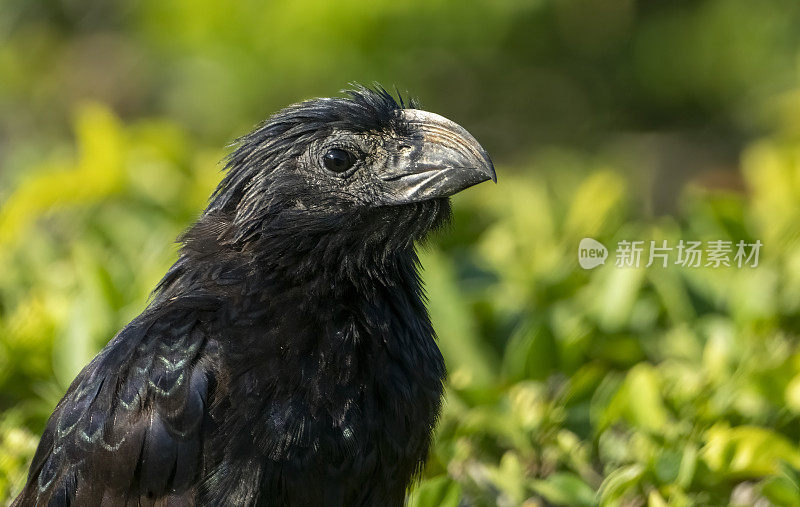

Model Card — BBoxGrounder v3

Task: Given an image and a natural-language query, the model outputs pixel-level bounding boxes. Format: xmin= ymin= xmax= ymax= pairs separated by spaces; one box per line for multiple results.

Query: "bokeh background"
xmin=4 ymin=0 xmax=800 ymax=505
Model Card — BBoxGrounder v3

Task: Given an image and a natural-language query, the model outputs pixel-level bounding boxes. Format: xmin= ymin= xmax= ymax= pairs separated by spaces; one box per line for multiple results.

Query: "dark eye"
xmin=322 ymin=148 xmax=356 ymax=173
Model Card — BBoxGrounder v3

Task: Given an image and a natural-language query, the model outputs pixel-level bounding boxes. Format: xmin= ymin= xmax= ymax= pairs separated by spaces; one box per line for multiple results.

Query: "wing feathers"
xmin=13 ymin=304 xmax=213 ymax=505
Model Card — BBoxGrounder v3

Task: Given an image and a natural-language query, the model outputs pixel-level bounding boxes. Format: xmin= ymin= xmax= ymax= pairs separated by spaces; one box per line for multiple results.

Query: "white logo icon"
xmin=578 ymin=238 xmax=608 ymax=270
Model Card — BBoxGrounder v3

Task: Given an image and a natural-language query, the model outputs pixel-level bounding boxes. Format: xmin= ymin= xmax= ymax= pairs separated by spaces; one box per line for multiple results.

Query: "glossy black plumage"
xmin=13 ymin=86 xmax=494 ymax=506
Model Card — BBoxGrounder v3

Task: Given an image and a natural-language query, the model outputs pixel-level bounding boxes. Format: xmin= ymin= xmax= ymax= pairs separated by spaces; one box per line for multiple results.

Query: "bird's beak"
xmin=378 ymin=109 xmax=496 ymax=205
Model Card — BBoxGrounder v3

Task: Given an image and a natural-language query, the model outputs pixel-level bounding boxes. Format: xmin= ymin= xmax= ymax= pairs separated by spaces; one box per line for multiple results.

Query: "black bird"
xmin=13 ymin=86 xmax=495 ymax=506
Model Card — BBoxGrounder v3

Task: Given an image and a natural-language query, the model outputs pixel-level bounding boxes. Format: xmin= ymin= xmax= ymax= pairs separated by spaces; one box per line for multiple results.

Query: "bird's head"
xmin=204 ymin=86 xmax=495 ymax=261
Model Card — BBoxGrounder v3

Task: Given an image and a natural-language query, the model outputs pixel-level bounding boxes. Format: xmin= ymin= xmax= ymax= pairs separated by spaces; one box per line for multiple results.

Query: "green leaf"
xmin=531 ymin=472 xmax=597 ymax=506
xmin=598 ymin=464 xmax=645 ymax=505
xmin=761 ymin=475 xmax=800 ymax=506
xmin=420 ymin=248 xmax=498 ymax=389
xmin=407 ymin=475 xmax=461 ymax=507
xmin=597 ymin=363 xmax=669 ymax=433
xmin=503 ymin=319 xmax=558 ymax=381
xmin=654 ymin=449 xmax=682 ymax=484
xmin=702 ymin=425 xmax=800 ymax=478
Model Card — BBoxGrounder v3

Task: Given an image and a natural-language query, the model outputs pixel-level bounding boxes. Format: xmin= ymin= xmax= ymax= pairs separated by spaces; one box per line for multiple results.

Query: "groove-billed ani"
xmin=13 ymin=86 xmax=495 ymax=506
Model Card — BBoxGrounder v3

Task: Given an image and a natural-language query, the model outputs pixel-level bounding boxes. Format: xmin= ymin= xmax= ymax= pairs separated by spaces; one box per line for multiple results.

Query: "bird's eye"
xmin=322 ymin=148 xmax=356 ymax=173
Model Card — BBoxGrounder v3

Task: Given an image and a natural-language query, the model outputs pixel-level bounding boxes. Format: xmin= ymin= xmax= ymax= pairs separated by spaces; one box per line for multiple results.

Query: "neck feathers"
xmin=152 ymin=198 xmax=448 ymax=304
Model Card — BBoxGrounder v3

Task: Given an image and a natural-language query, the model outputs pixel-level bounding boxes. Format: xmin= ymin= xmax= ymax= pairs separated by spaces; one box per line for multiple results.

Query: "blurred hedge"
xmin=5 ymin=0 xmax=800 ymax=505
xmin=3 ymin=103 xmax=800 ymax=505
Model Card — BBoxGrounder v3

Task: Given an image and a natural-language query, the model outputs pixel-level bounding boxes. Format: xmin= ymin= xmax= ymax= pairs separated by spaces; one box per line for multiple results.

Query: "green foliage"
xmin=4 ymin=0 xmax=800 ymax=505
xmin=0 ymin=412 xmax=38 ymax=504
xmin=5 ymin=91 xmax=800 ymax=507
xmin=415 ymin=134 xmax=800 ymax=505
xmin=0 ymin=104 xmax=221 ymax=501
